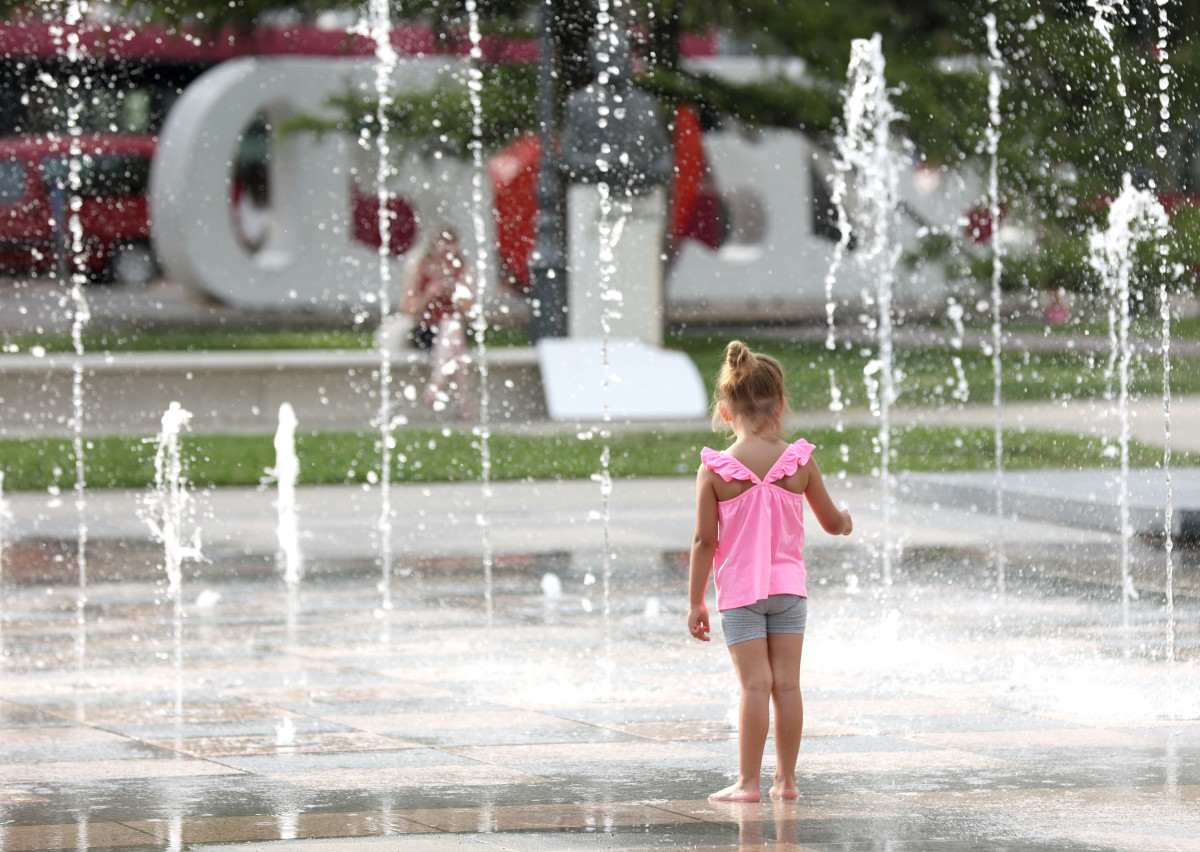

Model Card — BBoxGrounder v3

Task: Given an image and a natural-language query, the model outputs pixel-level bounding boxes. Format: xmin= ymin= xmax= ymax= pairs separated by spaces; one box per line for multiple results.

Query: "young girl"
xmin=688 ymin=340 xmax=853 ymax=802
xmin=401 ymin=225 xmax=474 ymax=419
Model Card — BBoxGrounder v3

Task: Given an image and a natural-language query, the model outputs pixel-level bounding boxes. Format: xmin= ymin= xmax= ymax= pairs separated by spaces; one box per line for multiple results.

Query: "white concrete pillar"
xmin=566 ymin=184 xmax=666 ymax=347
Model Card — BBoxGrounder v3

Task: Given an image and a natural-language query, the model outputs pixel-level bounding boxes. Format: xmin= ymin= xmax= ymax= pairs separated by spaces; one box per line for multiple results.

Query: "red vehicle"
xmin=0 ymin=133 xmax=160 ymax=285
xmin=0 ymin=128 xmax=424 ymax=290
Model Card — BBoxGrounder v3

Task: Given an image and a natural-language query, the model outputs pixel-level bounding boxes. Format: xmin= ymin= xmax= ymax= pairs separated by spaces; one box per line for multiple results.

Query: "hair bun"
xmin=712 ymin=340 xmax=787 ymax=434
xmin=725 ymin=340 xmax=754 ymax=378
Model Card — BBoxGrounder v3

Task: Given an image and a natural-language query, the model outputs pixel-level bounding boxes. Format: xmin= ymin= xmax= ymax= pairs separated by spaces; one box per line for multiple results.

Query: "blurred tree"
xmin=674 ymin=0 xmax=1200 ymax=299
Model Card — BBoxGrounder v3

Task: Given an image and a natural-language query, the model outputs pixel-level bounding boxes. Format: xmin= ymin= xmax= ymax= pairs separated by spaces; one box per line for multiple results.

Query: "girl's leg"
xmin=710 ymin=638 xmax=772 ymax=802
xmin=424 ymin=321 xmax=453 ymax=408
xmin=766 ymin=632 xmax=804 ymax=798
xmin=446 ymin=323 xmax=472 ymax=420
xmin=426 ymin=317 xmax=463 ymax=411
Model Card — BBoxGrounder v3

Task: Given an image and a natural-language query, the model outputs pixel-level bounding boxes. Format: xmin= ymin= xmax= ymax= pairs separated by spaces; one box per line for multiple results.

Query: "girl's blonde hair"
xmin=712 ymin=340 xmax=788 ymax=434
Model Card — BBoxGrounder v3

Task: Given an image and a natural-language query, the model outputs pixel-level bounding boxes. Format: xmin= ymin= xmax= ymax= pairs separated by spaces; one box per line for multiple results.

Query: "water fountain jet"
xmin=143 ymin=403 xmax=203 ymax=717
xmin=824 ymin=115 xmax=852 ymax=357
xmin=1152 ymin=0 xmax=1177 ymax=673
xmin=0 ymin=470 xmax=7 ymax=656
xmin=838 ymin=34 xmax=902 ymax=585
xmin=49 ymin=0 xmax=95 ymax=682
xmin=272 ymin=402 xmax=303 ymax=642
xmin=1089 ymin=176 xmax=1170 ymax=630
xmin=464 ymin=0 xmax=497 ymax=632
xmin=595 ymin=177 xmax=624 ymax=692
xmin=823 ymin=82 xmax=854 ymax=444
xmin=984 ymin=11 xmax=1007 ymax=596
xmin=366 ymin=0 xmax=398 ymax=629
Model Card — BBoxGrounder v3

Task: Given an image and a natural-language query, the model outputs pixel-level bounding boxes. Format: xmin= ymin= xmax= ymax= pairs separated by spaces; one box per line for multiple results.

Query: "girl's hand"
xmin=687 ymin=604 xmax=711 ymax=642
xmin=839 ymin=508 xmax=853 ymax=535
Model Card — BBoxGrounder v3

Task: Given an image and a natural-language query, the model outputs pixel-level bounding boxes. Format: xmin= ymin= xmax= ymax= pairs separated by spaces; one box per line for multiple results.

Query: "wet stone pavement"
xmin=1 ymin=479 xmax=1199 ymax=851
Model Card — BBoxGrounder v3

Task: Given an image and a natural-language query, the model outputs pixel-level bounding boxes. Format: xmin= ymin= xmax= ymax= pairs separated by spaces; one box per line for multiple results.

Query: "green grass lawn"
xmin=959 ymin=312 xmax=1200 ymax=343
xmin=0 ymin=425 xmax=1186 ymax=493
xmin=669 ymin=331 xmax=1200 ymax=407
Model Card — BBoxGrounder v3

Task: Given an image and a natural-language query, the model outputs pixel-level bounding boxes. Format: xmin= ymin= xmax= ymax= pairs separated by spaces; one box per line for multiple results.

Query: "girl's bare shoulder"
xmin=697 ymin=461 xmax=723 ymax=482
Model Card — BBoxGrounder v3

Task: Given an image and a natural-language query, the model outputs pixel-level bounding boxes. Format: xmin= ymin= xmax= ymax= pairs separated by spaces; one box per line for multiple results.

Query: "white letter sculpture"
xmin=150 ymin=57 xmax=447 ymax=308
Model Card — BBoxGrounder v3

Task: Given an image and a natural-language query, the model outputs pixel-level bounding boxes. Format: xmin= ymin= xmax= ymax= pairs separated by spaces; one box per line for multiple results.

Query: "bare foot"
xmin=708 ymin=782 xmax=761 ymax=802
xmin=769 ymin=780 xmax=800 ymax=799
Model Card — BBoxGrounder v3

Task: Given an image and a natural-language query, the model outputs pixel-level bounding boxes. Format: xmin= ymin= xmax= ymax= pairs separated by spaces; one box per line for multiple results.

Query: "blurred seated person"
xmin=401 ymin=224 xmax=474 ymax=417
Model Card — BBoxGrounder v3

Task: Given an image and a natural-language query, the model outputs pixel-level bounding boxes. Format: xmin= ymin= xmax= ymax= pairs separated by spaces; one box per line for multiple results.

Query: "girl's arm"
xmin=687 ymin=466 xmax=719 ymax=641
xmin=803 ymin=457 xmax=853 ymax=536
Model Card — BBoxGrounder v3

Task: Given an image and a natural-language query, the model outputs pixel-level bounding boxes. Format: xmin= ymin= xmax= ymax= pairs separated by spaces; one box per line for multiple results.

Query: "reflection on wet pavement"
xmin=2 ymin=490 xmax=1199 ymax=850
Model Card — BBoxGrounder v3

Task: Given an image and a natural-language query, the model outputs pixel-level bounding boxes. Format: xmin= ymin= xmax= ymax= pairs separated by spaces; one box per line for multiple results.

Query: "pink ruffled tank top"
xmin=700 ymin=439 xmax=815 ymax=611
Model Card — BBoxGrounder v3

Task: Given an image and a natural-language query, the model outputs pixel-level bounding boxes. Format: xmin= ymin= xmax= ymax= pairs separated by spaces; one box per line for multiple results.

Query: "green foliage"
xmin=293 ymin=62 xmax=539 ymax=154
xmin=638 ymin=67 xmax=839 ymax=135
xmin=680 ymin=0 xmax=1200 ymax=301
xmin=969 ymin=233 xmax=1099 ymax=295
xmin=293 ymin=19 xmax=846 ymax=154
xmin=1167 ymin=202 xmax=1200 ymax=277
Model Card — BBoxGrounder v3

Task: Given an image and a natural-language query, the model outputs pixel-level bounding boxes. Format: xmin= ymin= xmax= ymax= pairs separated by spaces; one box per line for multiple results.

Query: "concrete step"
xmin=900 ymin=468 xmax=1200 ymax=543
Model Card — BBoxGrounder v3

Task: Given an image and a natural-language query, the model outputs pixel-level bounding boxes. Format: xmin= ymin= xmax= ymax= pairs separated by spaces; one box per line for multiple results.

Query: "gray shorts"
xmin=719 ymin=594 xmax=807 ymax=646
